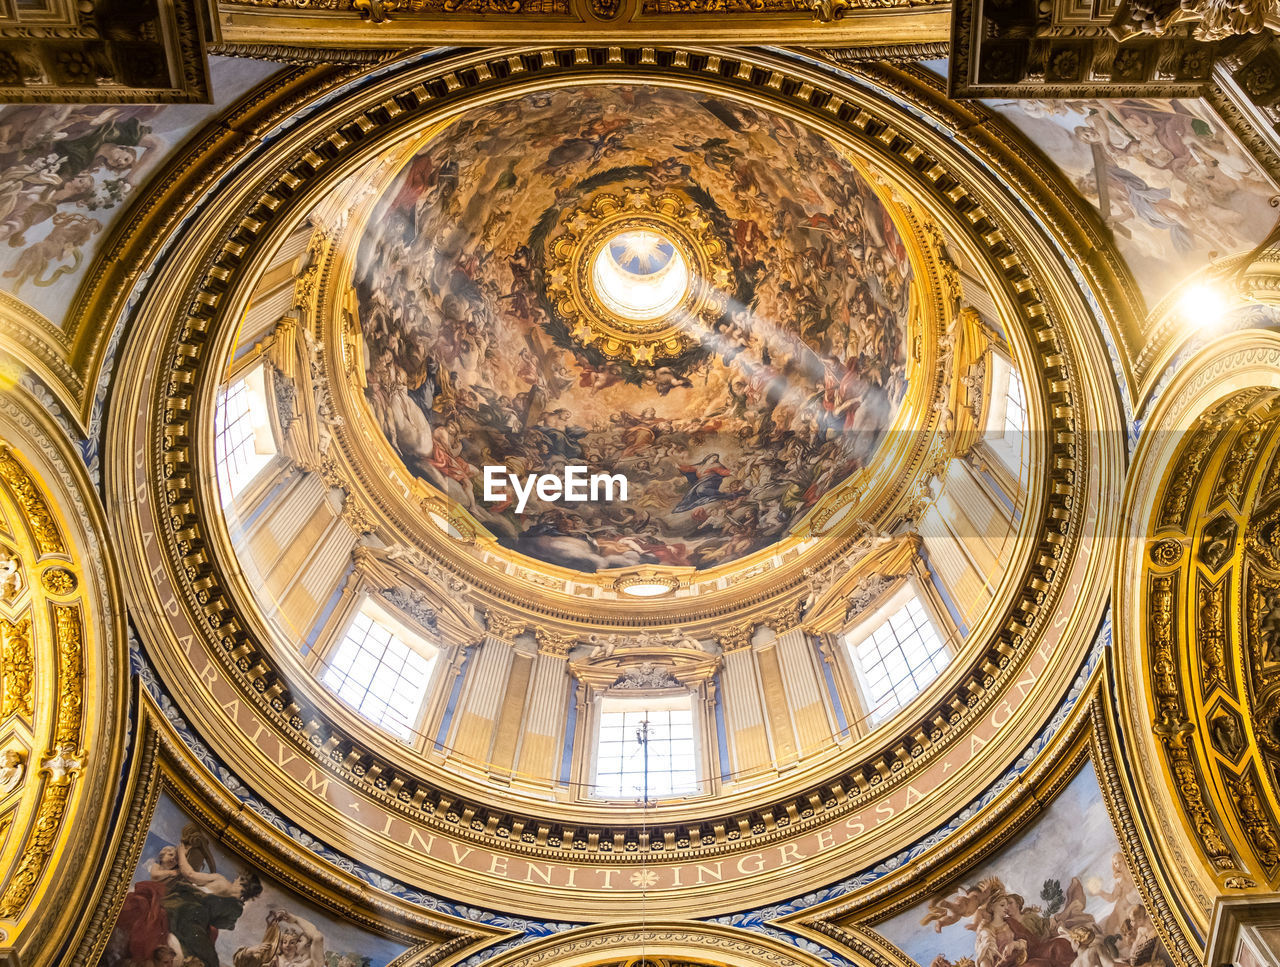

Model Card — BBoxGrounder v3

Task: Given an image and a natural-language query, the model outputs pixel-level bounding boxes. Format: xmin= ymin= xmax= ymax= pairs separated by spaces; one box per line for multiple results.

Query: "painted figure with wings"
xmin=922 ymin=877 xmax=1084 ymax=967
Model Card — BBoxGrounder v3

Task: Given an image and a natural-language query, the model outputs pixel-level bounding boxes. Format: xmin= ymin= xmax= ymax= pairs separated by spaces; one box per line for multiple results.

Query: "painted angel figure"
xmin=921 ymin=877 xmax=1082 ymax=967
xmin=233 ymin=909 xmax=326 ymax=967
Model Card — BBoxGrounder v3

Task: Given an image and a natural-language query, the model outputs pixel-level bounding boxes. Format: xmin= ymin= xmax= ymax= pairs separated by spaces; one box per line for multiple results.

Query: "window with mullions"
xmin=593 ymin=694 xmax=699 ymax=799
xmin=1003 ymin=367 xmax=1027 ymax=438
xmin=986 ymin=355 xmax=1027 ymax=475
xmin=214 ymin=365 xmax=277 ymax=504
xmin=845 ymin=593 xmax=949 ymax=725
xmin=320 ymin=600 xmax=438 ymax=742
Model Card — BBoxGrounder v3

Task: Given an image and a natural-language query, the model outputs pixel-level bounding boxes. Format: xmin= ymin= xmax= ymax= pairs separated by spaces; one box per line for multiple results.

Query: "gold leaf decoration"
xmin=0 ymin=447 xmax=63 ymax=557
xmin=0 ymin=617 xmax=32 ymax=720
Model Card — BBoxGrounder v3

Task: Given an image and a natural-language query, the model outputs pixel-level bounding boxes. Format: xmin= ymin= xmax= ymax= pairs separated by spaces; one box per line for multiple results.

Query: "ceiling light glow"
xmin=614 ymin=573 xmax=681 ymax=598
xmin=1179 ymin=284 xmax=1228 ymax=328
xmin=592 ymin=230 xmax=689 ymax=322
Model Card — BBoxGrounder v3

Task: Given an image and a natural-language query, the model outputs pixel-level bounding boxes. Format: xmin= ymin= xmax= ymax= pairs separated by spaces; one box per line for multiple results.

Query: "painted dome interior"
xmin=209 ymin=79 xmax=1032 ymax=809
xmin=349 ymin=85 xmax=914 ymax=574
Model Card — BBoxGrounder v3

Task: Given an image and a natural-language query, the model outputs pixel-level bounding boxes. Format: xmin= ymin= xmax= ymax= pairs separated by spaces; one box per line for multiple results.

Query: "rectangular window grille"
xmin=991 ymin=363 xmax=1027 ymax=474
xmin=320 ymin=606 xmax=437 ymax=741
xmin=594 ymin=701 xmax=698 ymax=799
xmin=1004 ymin=366 xmax=1026 ymax=436
xmin=847 ymin=595 xmax=949 ymax=724
xmin=214 ymin=374 xmax=275 ymax=504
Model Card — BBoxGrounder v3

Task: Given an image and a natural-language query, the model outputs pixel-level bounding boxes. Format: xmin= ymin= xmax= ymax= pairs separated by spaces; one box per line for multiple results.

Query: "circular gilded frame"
xmin=548 ymin=187 xmax=730 ymax=361
xmin=105 ymin=47 xmax=1122 ymax=918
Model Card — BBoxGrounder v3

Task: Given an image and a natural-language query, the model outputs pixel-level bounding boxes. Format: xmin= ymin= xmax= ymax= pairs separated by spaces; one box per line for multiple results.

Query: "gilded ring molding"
xmin=107 ymin=46 xmax=1122 ymax=917
xmin=546 ymin=187 xmax=731 ymax=363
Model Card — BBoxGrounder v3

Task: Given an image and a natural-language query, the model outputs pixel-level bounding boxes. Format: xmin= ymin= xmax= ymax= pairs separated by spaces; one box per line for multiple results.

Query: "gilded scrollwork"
xmin=0 ymin=779 xmax=70 ymax=919
xmin=1108 ymin=0 xmax=1276 ymax=41
xmin=543 ymin=188 xmax=733 ymax=366
xmin=0 ymin=617 xmax=33 ymax=721
xmin=1247 ymin=501 xmax=1280 ymax=572
xmin=348 ymin=0 xmax=571 ymax=14
xmin=0 ymin=604 xmax=87 ymax=921
xmin=1148 ymin=574 xmax=1181 ymax=726
xmin=1197 ymin=577 xmax=1229 ymax=692
xmin=641 ymin=0 xmax=931 ymax=10
xmin=1257 ymin=689 xmax=1280 ymax=758
xmin=1227 ymin=769 xmax=1280 ymax=869
xmin=1157 ymin=394 xmax=1251 ymax=530
xmin=352 ymin=0 xmax=401 ymax=18
xmin=1215 ymin=414 xmax=1269 ymax=507
xmin=1261 ymin=430 xmax=1280 ymax=501
xmin=1140 ymin=383 xmax=1280 ymax=895
xmin=52 ymin=606 xmax=84 ymax=752
xmin=1148 ymin=570 xmax=1240 ymax=872
xmin=0 ymin=446 xmax=63 ymax=557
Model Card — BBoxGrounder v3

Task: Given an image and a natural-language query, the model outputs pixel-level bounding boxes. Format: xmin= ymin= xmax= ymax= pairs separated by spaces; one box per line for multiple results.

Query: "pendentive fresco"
xmin=990 ymin=97 xmax=1276 ymax=303
xmin=101 ymin=793 xmax=409 ymax=967
xmin=0 ymin=57 xmax=282 ymax=325
xmin=877 ymin=764 xmax=1175 ymax=967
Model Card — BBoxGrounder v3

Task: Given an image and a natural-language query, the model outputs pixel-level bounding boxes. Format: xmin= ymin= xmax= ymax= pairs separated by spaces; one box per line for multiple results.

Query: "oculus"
xmin=545 ymin=187 xmax=730 ymax=364
xmin=592 ymin=229 xmax=688 ymax=322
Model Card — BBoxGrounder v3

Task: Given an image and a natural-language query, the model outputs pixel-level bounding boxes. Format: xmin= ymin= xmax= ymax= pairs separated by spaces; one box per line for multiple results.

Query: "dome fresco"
xmin=26 ymin=31 xmax=1261 ymax=960
xmin=352 ymin=85 xmax=914 ymax=572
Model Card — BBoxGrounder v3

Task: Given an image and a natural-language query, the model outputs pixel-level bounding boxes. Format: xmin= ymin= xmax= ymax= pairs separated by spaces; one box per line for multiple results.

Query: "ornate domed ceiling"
xmin=349 ymin=85 xmax=913 ymax=573
xmin=5 ymin=5 xmax=1280 ymax=962
xmin=204 ymin=77 xmax=968 ymax=806
xmin=95 ymin=47 xmax=1127 ymax=921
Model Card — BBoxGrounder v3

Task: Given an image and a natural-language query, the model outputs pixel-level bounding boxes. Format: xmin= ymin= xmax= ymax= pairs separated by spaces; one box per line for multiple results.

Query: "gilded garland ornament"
xmin=545 ymin=188 xmax=733 ymax=365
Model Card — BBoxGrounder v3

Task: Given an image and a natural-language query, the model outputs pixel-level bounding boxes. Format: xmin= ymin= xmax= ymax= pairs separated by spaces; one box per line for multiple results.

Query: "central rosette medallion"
xmin=545 ymin=188 xmax=732 ymax=365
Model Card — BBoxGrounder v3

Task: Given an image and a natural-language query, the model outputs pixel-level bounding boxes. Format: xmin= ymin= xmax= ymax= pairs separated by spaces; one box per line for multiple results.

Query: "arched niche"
xmin=1117 ymin=319 xmax=1280 ymax=947
xmin=474 ymin=922 xmax=849 ymax=967
xmin=0 ymin=384 xmax=127 ymax=966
